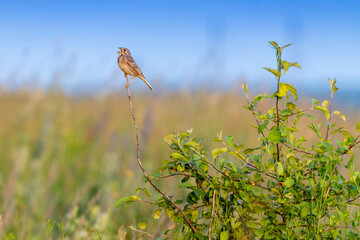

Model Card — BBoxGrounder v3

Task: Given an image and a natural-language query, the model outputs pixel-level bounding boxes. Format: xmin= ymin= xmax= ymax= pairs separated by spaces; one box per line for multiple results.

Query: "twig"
xmin=341 ymin=135 xmax=360 ymax=156
xmin=208 ymin=190 xmax=216 ymax=240
xmin=281 ymin=142 xmax=313 ymax=156
xmin=126 ymin=87 xmax=197 ymax=234
xmin=346 ymin=194 xmax=360 ymax=204
xmin=153 ymin=173 xmax=193 ymax=180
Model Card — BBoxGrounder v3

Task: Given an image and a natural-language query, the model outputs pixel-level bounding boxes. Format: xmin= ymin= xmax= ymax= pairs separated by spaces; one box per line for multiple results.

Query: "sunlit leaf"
xmin=264 ymin=67 xmax=281 ymax=77
xmin=225 ymin=136 xmax=233 ymax=146
xmin=179 ymin=182 xmax=193 ymax=189
xmin=115 ymin=196 xmax=137 ymax=208
xmin=136 ymin=187 xmax=152 ymax=197
xmin=328 ymin=78 xmax=339 ymax=94
xmin=153 ymin=209 xmax=161 ymax=220
xmin=241 ymin=82 xmax=248 ymax=94
xmin=286 ymin=102 xmax=296 ymax=111
xmin=289 ymin=62 xmax=301 ymax=69
xmin=283 ymin=178 xmax=294 ymax=187
xmin=211 ymin=148 xmax=229 ymax=158
xmin=163 ymin=133 xmax=174 ymax=145
xmin=301 ymin=202 xmax=310 ymax=217
xmin=333 ymin=111 xmax=346 ymax=121
xmin=220 ymin=231 xmax=229 ymax=240
xmin=170 ymin=152 xmax=187 ymax=161
xmin=269 ymin=41 xmax=279 ymax=48
xmin=282 ymin=60 xmax=290 ymax=74
xmin=314 ymin=106 xmax=330 ymax=120
xmin=138 ymin=222 xmax=147 ymax=230
xmin=268 ymin=127 xmax=282 ymax=144
xmin=322 ymin=100 xmax=329 ymax=108
xmin=246 ymin=222 xmax=260 ymax=229
xmin=276 ymin=162 xmax=284 ymax=176
xmin=184 ymin=141 xmax=198 ymax=148
xmin=277 ymin=83 xmax=288 ymax=98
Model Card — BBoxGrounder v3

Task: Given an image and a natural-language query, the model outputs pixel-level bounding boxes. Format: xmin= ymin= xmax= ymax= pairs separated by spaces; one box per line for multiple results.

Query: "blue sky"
xmin=0 ymin=0 xmax=359 ymax=92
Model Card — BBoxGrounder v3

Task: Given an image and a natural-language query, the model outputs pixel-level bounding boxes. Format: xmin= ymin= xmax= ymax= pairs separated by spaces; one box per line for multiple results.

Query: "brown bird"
xmin=117 ymin=47 xmax=153 ymax=91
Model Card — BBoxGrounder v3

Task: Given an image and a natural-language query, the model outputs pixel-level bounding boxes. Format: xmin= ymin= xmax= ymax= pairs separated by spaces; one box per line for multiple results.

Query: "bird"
xmin=117 ymin=47 xmax=153 ymax=91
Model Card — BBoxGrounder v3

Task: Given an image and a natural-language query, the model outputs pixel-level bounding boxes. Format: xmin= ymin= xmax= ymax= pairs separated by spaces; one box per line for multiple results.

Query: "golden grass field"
xmin=0 ymin=85 xmax=359 ymax=239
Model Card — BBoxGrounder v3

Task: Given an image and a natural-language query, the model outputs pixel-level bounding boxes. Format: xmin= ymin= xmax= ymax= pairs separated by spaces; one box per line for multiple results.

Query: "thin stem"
xmin=276 ymin=77 xmax=281 ymax=163
xmin=208 ymin=190 xmax=216 ymax=240
xmin=281 ymin=142 xmax=313 ymax=156
xmin=126 ymin=88 xmax=197 ymax=234
xmin=244 ymin=90 xmax=267 ymax=138
xmin=153 ymin=173 xmax=193 ymax=180
xmin=325 ymin=92 xmax=334 ymax=140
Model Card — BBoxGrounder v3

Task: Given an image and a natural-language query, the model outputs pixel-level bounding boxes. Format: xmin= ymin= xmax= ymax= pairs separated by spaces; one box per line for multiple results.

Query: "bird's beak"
xmin=117 ymin=51 xmax=121 ymax=54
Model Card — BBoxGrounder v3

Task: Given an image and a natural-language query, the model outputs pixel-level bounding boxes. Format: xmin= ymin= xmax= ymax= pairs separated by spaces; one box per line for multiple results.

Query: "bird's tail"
xmin=139 ymin=76 xmax=153 ymax=91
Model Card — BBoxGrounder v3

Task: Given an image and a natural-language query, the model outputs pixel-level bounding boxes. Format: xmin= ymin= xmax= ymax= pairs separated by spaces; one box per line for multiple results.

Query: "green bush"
xmin=118 ymin=42 xmax=360 ymax=239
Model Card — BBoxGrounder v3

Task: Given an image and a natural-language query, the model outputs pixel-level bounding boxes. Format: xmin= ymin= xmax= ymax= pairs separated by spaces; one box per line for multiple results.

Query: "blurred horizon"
xmin=0 ymin=0 xmax=359 ymax=94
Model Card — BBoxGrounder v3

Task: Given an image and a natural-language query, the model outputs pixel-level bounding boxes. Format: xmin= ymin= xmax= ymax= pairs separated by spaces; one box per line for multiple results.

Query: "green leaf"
xmin=276 ymin=162 xmax=284 ymax=176
xmin=269 ymin=41 xmax=279 ymax=48
xmin=246 ymin=222 xmax=259 ymax=228
xmin=234 ymin=144 xmax=243 ymax=152
xmin=283 ymin=178 xmax=294 ymax=187
xmin=333 ymin=111 xmax=346 ymax=121
xmin=138 ymin=222 xmax=147 ymax=230
xmin=115 ymin=196 xmax=136 ymax=208
xmin=136 ymin=187 xmax=152 ymax=197
xmin=283 ymin=43 xmax=292 ymax=48
xmin=254 ymin=94 xmax=270 ymax=103
xmin=268 ymin=107 xmax=276 ymax=115
xmin=163 ymin=133 xmax=174 ymax=145
xmin=231 ymin=218 xmax=242 ymax=229
xmin=357 ymin=122 xmax=360 ymax=132
xmin=328 ymin=78 xmax=339 ymax=94
xmin=243 ymin=148 xmax=256 ymax=154
xmin=184 ymin=141 xmax=199 ymax=148
xmin=241 ymin=82 xmax=248 ymax=94
xmin=304 ymin=114 xmax=315 ymax=120
xmin=286 ymin=102 xmax=296 ymax=111
xmin=220 ymin=231 xmax=229 ymax=240
xmin=268 ymin=127 xmax=282 ymax=144
xmin=153 ymin=209 xmax=161 ymax=220
xmin=282 ymin=60 xmax=290 ymax=74
xmin=277 ymin=83 xmax=298 ymax=99
xmin=264 ymin=67 xmax=281 ymax=77
xmin=225 ymin=136 xmax=233 ymax=146
xmin=330 ymin=127 xmax=344 ymax=138
xmin=283 ymin=83 xmax=298 ymax=99
xmin=314 ymin=106 xmax=330 ymax=120
xmin=252 ymin=187 xmax=262 ymax=197
xmin=277 ymin=83 xmax=288 ymax=98
xmin=300 ymin=202 xmax=310 ymax=217
xmin=322 ymin=100 xmax=329 ymax=108
xmin=211 ymin=148 xmax=229 ymax=158
xmin=179 ymin=182 xmax=193 ymax=189
xmin=176 ymin=164 xmax=185 ymax=172
xmin=170 ymin=152 xmax=187 ymax=161
xmin=289 ymin=62 xmax=301 ymax=69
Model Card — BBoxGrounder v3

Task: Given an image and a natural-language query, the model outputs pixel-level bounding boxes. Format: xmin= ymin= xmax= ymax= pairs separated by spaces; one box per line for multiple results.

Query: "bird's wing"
xmin=125 ymin=55 xmax=144 ymax=77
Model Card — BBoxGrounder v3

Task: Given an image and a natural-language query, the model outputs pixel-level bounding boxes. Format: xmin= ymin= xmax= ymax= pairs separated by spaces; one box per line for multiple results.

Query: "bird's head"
xmin=117 ymin=47 xmax=131 ymax=56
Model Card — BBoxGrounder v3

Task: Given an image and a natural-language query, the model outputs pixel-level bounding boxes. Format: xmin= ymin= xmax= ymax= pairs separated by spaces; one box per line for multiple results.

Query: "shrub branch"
xmin=126 ymin=87 xmax=197 ymax=234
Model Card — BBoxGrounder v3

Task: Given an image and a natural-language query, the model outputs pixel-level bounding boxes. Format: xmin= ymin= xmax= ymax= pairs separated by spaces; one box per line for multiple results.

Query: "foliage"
xmin=118 ymin=42 xmax=360 ymax=239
